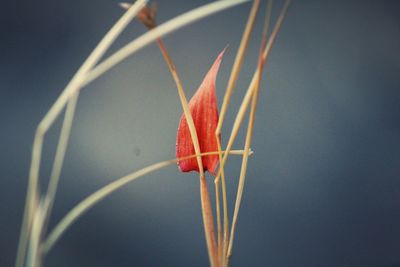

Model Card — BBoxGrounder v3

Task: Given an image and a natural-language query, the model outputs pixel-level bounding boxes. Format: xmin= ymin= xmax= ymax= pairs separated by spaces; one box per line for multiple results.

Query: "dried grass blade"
xmin=42 ymin=150 xmax=250 ymax=254
xmin=227 ymin=0 xmax=291 ymax=261
xmin=15 ymin=2 xmax=148 ymax=267
xmin=84 ymin=0 xmax=251 ymax=87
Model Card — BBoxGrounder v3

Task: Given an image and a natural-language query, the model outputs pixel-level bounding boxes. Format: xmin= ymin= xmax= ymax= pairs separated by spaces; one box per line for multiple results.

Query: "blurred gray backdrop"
xmin=1 ymin=0 xmax=400 ymax=266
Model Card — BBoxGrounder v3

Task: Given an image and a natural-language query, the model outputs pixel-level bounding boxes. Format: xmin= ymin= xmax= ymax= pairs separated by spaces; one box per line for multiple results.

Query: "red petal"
xmin=176 ymin=50 xmax=224 ymax=176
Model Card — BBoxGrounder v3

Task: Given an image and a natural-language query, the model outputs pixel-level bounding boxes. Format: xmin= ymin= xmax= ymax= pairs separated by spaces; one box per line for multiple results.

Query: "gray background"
xmin=1 ymin=0 xmax=400 ymax=266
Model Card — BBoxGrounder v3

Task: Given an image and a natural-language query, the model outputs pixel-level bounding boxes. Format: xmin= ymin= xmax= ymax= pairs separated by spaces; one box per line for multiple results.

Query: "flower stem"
xmin=200 ymin=174 xmax=218 ymax=267
xmin=156 ymin=33 xmax=219 ymax=267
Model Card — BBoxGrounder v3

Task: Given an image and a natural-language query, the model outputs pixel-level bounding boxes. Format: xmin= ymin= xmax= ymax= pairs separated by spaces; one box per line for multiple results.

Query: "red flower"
xmin=176 ymin=50 xmax=224 ymax=176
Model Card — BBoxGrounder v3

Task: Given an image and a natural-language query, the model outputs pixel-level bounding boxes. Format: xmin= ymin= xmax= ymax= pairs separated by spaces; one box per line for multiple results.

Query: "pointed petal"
xmin=176 ymin=50 xmax=225 ymax=176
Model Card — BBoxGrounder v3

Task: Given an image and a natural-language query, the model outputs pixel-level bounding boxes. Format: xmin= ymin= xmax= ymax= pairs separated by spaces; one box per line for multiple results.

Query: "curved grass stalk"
xmin=83 ymin=0 xmax=251 ymax=87
xmin=15 ymin=2 xmax=148 ymax=267
xmin=41 ymin=93 xmax=79 ymax=236
xmin=42 ymin=150 xmax=251 ymax=254
xmin=27 ymin=200 xmax=46 ymax=267
xmin=215 ymin=178 xmax=222 ymax=263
